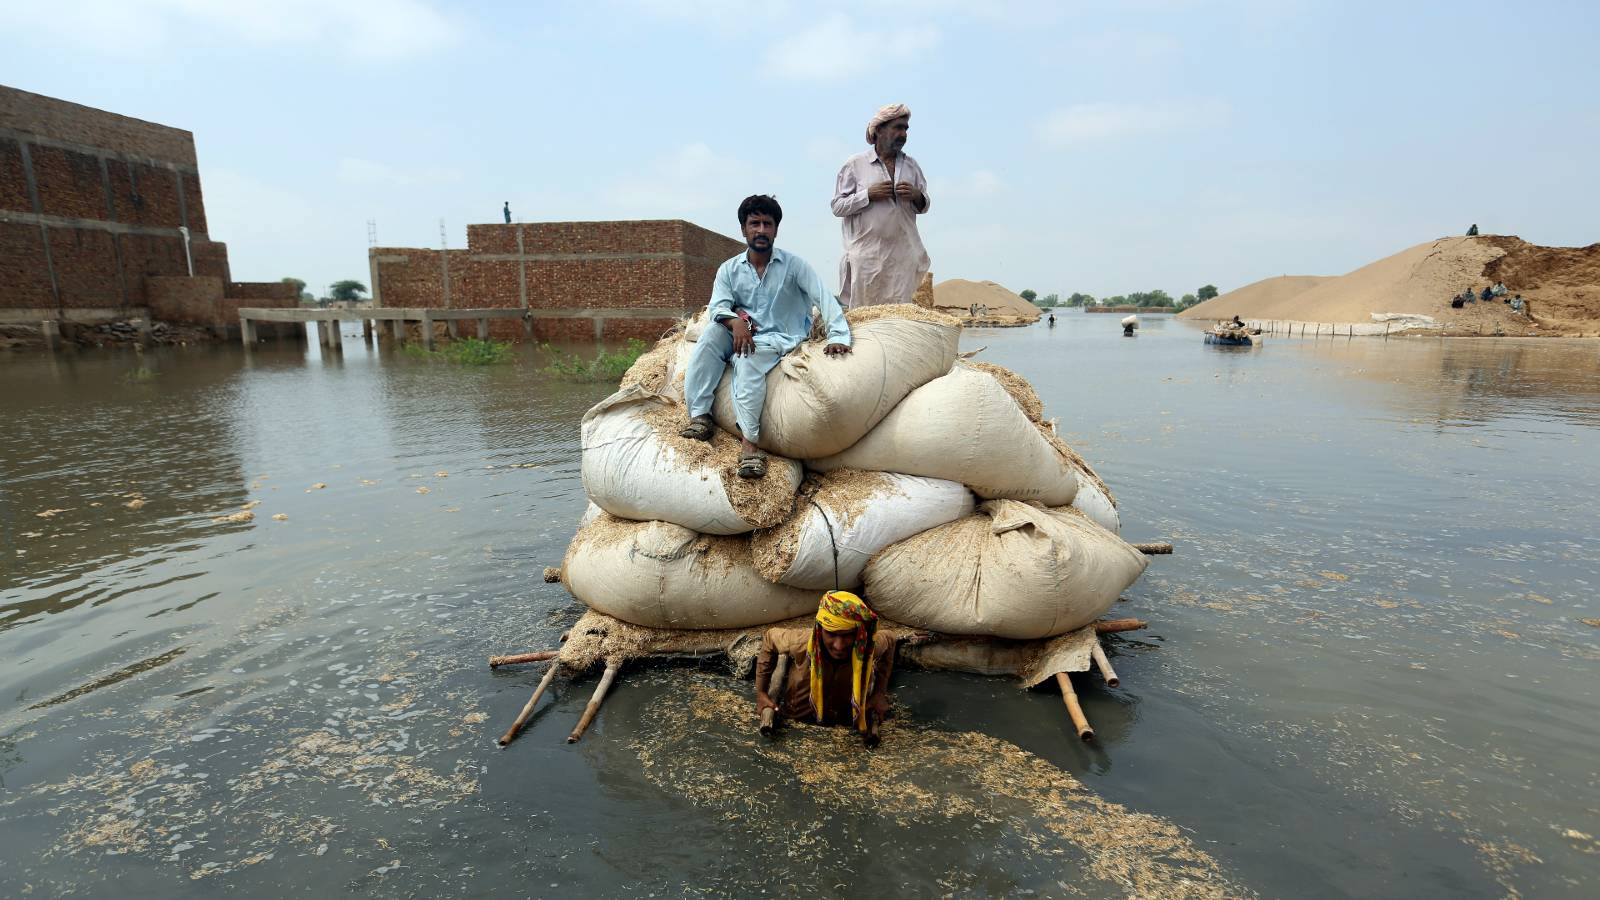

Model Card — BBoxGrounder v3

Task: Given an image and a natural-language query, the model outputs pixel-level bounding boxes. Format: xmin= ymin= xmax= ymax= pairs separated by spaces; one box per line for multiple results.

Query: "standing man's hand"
xmin=824 ymin=343 xmax=851 ymax=357
xmin=866 ymin=181 xmax=895 ymax=202
xmin=756 ymin=691 xmax=778 ymax=714
xmin=894 ymin=182 xmax=925 ymax=208
xmin=726 ymin=317 xmax=755 ymax=356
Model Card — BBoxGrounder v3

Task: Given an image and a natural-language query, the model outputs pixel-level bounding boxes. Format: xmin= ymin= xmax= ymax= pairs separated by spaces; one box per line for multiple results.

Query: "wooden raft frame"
xmin=491 ymin=542 xmax=1170 ymax=747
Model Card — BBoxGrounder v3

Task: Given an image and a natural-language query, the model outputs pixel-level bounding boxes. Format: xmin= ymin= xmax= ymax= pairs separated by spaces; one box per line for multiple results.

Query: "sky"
xmin=2 ymin=0 xmax=1597 ymax=300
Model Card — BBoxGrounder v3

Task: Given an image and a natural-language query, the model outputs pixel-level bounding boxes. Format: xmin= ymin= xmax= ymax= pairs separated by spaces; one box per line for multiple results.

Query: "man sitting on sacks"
xmin=680 ymin=194 xmax=852 ymax=479
xmin=755 ymin=591 xmax=896 ymax=747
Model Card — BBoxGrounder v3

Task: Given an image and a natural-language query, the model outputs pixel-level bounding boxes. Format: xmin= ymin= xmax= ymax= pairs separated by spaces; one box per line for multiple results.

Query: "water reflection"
xmin=0 ymin=319 xmax=1596 ymax=898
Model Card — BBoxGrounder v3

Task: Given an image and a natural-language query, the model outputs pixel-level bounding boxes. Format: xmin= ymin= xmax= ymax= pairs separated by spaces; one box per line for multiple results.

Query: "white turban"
xmin=866 ymin=103 xmax=911 ymax=143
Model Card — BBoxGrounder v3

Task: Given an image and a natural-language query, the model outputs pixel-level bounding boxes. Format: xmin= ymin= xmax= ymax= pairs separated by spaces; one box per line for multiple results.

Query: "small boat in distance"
xmin=1204 ymin=319 xmax=1261 ymax=346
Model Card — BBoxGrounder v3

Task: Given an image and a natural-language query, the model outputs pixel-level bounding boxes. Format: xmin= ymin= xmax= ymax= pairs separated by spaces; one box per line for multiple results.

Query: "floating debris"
xmin=35 ymin=508 xmax=71 ymax=518
xmin=416 ymin=486 xmax=431 ymax=495
xmin=124 ymin=498 xmax=146 ymax=510
xmin=212 ymin=510 xmax=255 ymax=524
xmin=272 ymin=514 xmax=288 ymax=522
xmin=307 ymin=483 xmax=327 ymax=492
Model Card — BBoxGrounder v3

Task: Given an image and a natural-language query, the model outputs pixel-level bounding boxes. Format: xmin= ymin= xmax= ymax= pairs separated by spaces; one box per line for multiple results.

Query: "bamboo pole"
xmin=497 ymin=662 xmax=560 ymax=746
xmin=1094 ymin=617 xmax=1148 ymax=634
xmin=1055 ymin=672 xmax=1094 ymax=742
xmin=1090 ymin=642 xmax=1120 ymax=687
xmin=760 ymin=653 xmax=790 ymax=735
xmin=1131 ymin=541 xmax=1173 ymax=554
xmin=567 ymin=662 xmax=620 ymax=743
xmin=488 ymin=649 xmax=559 ymax=668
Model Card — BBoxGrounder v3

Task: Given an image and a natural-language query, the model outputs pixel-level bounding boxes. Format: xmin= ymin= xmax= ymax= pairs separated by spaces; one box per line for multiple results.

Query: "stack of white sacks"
xmin=563 ymin=305 xmax=1148 ymax=639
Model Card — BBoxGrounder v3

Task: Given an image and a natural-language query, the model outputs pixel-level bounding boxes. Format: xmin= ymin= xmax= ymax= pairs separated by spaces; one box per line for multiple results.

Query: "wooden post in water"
xmin=498 ymin=662 xmax=560 ymax=746
xmin=1056 ymin=672 xmax=1094 ymax=741
xmin=567 ymin=662 xmax=620 ymax=743
xmin=489 ymin=649 xmax=559 ymax=668
xmin=1091 ymin=643 xmax=1120 ymax=687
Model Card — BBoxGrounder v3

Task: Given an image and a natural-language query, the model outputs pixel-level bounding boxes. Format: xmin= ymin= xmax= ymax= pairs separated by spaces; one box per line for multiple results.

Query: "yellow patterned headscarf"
xmin=808 ymin=591 xmax=879 ymax=733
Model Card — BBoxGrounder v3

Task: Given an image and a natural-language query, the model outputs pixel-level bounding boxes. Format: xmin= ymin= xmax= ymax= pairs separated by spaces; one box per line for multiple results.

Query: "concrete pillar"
xmin=446 ymin=318 xmax=459 ymax=340
xmin=477 ymin=317 xmax=489 ymax=340
xmin=41 ymin=319 xmax=61 ymax=351
xmin=362 ymin=319 xmax=373 ymax=342
xmin=240 ymin=316 xmax=257 ymax=348
xmin=316 ymin=320 xmax=332 ymax=349
xmin=421 ymin=313 xmax=435 ymax=351
xmin=135 ymin=318 xmax=153 ymax=348
xmin=522 ymin=312 xmax=533 ymax=338
xmin=391 ymin=318 xmax=406 ymax=343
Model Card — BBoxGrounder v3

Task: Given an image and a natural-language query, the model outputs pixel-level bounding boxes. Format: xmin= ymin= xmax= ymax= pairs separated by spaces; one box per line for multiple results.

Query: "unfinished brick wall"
xmin=372 ymin=219 xmax=743 ymax=342
xmin=0 ymin=85 xmax=242 ymax=322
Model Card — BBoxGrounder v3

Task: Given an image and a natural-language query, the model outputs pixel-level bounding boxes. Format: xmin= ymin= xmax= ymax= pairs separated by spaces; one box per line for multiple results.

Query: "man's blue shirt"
xmin=707 ymin=248 xmax=851 ymax=353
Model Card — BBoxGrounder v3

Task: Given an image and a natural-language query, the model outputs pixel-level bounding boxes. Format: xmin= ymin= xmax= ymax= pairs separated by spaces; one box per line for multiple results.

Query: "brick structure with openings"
xmin=371 ymin=219 xmax=745 ymax=342
xmin=0 ymin=84 xmax=292 ymax=334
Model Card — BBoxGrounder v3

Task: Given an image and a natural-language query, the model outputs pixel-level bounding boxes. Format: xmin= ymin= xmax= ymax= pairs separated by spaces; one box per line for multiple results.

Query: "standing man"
xmin=503 ymin=202 xmax=512 ymax=224
xmin=680 ymin=195 xmax=852 ymax=479
xmin=832 ymin=103 xmax=931 ymax=308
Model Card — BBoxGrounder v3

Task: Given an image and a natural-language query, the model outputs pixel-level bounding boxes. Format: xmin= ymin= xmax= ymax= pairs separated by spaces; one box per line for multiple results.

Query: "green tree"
xmin=1066 ymin=292 xmax=1095 ymax=307
xmin=1105 ymin=295 xmax=1128 ymax=306
xmin=329 ymin=280 xmax=369 ymax=304
xmin=283 ymin=276 xmax=306 ymax=296
xmin=1197 ymin=284 xmax=1219 ymax=301
xmin=1039 ymin=293 xmax=1060 ymax=307
xmin=1019 ymin=289 xmax=1037 ymax=302
xmin=1180 ymin=293 xmax=1197 ymax=309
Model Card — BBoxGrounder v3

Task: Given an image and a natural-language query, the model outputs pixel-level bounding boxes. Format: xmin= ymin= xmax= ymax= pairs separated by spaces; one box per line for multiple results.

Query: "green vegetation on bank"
xmin=404 ymin=337 xmax=515 ymax=365
xmin=1027 ymin=284 xmax=1219 ymax=311
xmin=541 ymin=339 xmax=647 ymax=381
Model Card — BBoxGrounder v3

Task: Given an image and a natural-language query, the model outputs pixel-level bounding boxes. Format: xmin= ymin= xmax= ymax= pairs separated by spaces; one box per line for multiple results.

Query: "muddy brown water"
xmin=1 ymin=315 xmax=1597 ymax=897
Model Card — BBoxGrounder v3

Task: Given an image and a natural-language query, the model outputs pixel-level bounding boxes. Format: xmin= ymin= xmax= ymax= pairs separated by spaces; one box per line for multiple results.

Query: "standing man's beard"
xmin=748 ymin=236 xmax=772 ymax=252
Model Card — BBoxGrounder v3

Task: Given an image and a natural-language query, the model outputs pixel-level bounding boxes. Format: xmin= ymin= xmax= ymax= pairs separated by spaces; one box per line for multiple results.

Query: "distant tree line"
xmin=284 ymin=277 xmax=369 ymax=307
xmin=1025 ymin=284 xmax=1218 ymax=310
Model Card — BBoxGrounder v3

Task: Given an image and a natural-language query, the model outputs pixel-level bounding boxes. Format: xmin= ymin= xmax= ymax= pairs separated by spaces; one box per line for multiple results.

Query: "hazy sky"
xmin=3 ymin=0 xmax=1596 ymax=300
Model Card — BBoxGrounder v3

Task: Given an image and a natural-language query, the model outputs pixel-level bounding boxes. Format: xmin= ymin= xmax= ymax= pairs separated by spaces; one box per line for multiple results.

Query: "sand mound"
xmin=932 ymin=279 xmax=1042 ymax=320
xmin=1184 ymin=236 xmax=1600 ymax=335
xmin=1178 ymin=275 xmax=1332 ymax=320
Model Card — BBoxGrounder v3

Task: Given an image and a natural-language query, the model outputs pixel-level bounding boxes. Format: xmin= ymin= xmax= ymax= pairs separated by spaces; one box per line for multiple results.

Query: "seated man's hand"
xmin=824 ymin=343 xmax=851 ymax=357
xmin=727 ymin=317 xmax=755 ymax=356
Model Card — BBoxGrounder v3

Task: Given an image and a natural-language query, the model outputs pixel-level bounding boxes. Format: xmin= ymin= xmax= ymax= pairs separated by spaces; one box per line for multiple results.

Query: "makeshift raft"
xmin=492 ymin=541 xmax=1172 ymax=747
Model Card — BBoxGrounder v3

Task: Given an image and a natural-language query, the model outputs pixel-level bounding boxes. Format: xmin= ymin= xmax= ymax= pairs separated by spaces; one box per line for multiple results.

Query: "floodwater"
xmin=1 ymin=313 xmax=1597 ymax=898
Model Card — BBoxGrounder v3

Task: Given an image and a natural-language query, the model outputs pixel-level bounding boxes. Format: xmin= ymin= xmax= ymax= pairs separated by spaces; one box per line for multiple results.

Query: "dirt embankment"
xmin=1182 ymin=236 xmax=1600 ymax=336
xmin=931 ymin=279 xmax=1042 ymax=324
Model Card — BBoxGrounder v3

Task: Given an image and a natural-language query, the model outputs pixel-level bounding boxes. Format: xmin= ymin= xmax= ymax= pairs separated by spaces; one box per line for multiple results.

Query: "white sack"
xmin=752 ymin=470 xmax=974 ymax=590
xmin=580 ymin=385 xmax=801 ymax=535
xmin=563 ymin=514 xmax=820 ymax=629
xmin=809 ymin=366 xmax=1080 ymax=506
xmin=710 ymin=316 xmax=960 ymax=459
xmin=1069 ymin=472 xmax=1120 ymax=533
xmin=864 ymin=499 xmax=1148 ymax=639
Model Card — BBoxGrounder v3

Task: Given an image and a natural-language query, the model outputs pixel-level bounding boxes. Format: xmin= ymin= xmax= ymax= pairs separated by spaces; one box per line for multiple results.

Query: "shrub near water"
xmin=403 ymin=338 xmax=514 ymax=365
xmin=542 ymin=339 xmax=646 ymax=381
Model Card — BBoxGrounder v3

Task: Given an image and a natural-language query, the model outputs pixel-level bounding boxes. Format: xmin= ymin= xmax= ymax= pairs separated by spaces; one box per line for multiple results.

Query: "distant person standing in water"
xmin=503 ymin=202 xmax=512 ymax=224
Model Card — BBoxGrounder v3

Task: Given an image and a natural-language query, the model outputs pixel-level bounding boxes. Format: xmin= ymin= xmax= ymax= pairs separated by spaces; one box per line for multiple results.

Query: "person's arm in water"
xmin=866 ymin=634 xmax=897 ymax=720
xmin=754 ymin=630 xmax=781 ymax=713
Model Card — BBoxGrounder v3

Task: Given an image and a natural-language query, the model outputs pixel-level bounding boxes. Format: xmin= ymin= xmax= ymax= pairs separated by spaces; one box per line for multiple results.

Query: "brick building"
xmin=0 ymin=84 xmax=295 ymax=335
xmin=370 ymin=219 xmax=745 ymax=342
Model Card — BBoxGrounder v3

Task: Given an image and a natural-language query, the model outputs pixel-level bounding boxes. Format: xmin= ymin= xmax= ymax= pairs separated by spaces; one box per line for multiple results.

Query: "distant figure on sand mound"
xmin=1467 ymin=224 xmax=1479 ymax=236
xmin=756 ymin=591 xmax=895 ymax=747
xmin=833 ymin=103 xmax=931 ymax=308
xmin=680 ymin=195 xmax=852 ymax=480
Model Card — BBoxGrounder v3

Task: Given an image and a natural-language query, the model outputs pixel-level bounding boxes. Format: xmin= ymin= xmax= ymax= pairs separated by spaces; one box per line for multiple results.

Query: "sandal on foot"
xmin=679 ymin=415 xmax=714 ymax=441
xmin=737 ymin=451 xmax=768 ymax=479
